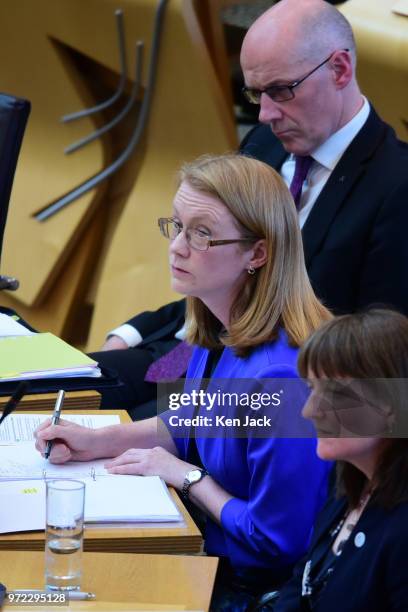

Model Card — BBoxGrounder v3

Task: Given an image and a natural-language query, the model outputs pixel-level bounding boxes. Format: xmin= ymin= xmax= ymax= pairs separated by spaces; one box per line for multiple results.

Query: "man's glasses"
xmin=242 ymin=50 xmax=349 ymax=104
xmin=158 ymin=217 xmax=258 ymax=252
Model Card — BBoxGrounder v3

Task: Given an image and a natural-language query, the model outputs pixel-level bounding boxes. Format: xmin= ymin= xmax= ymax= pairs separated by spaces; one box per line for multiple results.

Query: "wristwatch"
xmin=181 ymin=468 xmax=209 ymax=500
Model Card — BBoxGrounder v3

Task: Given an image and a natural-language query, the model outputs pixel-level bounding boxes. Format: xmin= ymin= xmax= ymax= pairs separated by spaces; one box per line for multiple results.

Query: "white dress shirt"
xmin=280 ymin=96 xmax=370 ymax=228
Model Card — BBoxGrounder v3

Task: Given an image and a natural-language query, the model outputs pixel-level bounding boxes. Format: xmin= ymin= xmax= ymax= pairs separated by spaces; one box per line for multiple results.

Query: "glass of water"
xmin=45 ymin=480 xmax=85 ymax=591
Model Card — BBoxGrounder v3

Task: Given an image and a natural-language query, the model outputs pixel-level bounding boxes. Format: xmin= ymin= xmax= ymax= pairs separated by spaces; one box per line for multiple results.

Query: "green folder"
xmin=0 ymin=333 xmax=99 ymax=380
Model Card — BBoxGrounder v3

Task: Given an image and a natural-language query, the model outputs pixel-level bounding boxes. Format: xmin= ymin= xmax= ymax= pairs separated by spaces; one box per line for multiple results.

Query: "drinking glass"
xmin=45 ymin=480 xmax=85 ymax=591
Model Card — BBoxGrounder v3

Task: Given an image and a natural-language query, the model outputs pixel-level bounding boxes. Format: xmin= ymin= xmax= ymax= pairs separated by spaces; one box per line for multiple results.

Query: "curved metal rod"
xmin=35 ymin=0 xmax=168 ymax=222
xmin=61 ymin=9 xmax=127 ymax=123
xmin=64 ymin=41 xmax=144 ymax=154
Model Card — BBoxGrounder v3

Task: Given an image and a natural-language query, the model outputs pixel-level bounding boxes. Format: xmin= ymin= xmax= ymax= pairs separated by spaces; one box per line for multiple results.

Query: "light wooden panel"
xmin=0 ymin=214 xmax=105 ymax=337
xmin=0 ymin=0 xmax=104 ymax=306
xmin=339 ymin=0 xmax=408 ymax=142
xmin=0 ymin=0 xmax=236 ymax=345
xmin=87 ymin=0 xmax=237 ymax=348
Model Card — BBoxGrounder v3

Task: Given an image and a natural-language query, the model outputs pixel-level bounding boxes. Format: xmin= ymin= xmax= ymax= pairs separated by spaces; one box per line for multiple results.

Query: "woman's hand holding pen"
xmin=34 ymin=419 xmax=100 ymax=463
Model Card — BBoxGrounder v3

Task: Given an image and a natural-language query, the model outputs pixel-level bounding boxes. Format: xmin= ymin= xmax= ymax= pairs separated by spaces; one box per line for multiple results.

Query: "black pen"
xmin=0 ymin=381 xmax=29 ymax=426
xmin=44 ymin=390 xmax=65 ymax=460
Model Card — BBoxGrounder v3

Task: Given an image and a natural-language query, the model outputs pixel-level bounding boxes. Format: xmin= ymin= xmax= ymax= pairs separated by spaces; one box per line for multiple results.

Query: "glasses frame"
xmin=242 ymin=49 xmax=349 ymax=104
xmin=158 ymin=217 xmax=258 ymax=252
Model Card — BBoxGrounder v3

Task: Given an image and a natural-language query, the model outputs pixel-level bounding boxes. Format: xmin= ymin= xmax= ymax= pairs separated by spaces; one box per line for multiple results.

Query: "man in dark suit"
xmin=94 ymin=0 xmax=408 ymax=415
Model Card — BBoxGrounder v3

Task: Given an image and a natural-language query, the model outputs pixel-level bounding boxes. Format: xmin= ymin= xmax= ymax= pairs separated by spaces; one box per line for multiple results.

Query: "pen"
xmin=44 ymin=389 xmax=65 ymax=460
xmin=0 ymin=381 xmax=29 ymax=426
xmin=9 ymin=590 xmax=96 ymax=600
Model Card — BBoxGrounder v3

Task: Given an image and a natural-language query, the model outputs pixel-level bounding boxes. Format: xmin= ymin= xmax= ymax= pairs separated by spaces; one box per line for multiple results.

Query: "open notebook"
xmin=0 ymin=442 xmax=181 ymax=532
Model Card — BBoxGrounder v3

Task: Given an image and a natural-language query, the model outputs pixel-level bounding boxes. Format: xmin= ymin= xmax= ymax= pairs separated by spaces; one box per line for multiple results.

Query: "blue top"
xmin=160 ymin=331 xmax=331 ymax=571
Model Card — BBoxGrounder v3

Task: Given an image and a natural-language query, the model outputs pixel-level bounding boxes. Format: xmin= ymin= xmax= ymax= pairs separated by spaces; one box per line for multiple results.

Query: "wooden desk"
xmin=0 ymin=411 xmax=202 ymax=555
xmin=0 ymin=390 xmax=101 ymax=411
xmin=0 ymin=551 xmax=218 ymax=611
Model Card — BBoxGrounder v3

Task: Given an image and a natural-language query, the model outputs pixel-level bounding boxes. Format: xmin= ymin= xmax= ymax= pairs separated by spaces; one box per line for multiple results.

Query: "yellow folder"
xmin=0 ymin=333 xmax=99 ymax=381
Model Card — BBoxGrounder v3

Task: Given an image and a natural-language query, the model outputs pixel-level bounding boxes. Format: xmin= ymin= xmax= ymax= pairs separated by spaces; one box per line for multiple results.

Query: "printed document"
xmin=0 ymin=413 xmax=120 ymax=443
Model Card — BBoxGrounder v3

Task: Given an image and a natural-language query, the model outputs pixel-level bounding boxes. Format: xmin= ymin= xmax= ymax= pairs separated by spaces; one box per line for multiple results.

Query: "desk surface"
xmin=0 ymin=390 xmax=101 ymax=410
xmin=0 ymin=550 xmax=218 ymax=611
xmin=0 ymin=411 xmax=202 ymax=555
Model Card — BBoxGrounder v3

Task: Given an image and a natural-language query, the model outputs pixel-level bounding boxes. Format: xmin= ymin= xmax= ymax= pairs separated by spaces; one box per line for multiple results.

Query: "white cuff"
xmin=107 ymin=324 xmax=143 ymax=347
xmin=174 ymin=325 xmax=187 ymax=341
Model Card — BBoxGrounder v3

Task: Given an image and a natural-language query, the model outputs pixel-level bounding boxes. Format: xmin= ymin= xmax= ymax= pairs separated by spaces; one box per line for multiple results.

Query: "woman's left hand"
xmin=104 ymin=446 xmax=194 ymax=489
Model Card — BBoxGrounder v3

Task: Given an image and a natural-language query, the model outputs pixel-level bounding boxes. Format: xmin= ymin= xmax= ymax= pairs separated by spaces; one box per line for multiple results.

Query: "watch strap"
xmin=181 ymin=468 xmax=209 ymax=500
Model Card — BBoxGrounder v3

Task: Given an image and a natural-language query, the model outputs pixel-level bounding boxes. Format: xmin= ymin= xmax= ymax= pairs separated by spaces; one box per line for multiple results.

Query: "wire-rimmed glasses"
xmin=158 ymin=217 xmax=258 ymax=252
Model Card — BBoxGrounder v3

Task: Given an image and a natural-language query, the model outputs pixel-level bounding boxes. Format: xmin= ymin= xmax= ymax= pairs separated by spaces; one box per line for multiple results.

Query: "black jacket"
xmin=274 ymin=495 xmax=408 ymax=611
xmin=240 ymin=106 xmax=408 ymax=315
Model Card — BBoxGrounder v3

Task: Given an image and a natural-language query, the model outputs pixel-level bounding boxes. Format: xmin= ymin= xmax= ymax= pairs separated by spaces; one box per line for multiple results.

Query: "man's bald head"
xmin=240 ymin=0 xmax=363 ymax=156
xmin=242 ymin=0 xmax=356 ymax=71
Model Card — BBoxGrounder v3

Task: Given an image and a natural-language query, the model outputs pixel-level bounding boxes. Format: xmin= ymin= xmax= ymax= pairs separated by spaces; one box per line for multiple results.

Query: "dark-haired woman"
xmin=273 ymin=309 xmax=408 ymax=612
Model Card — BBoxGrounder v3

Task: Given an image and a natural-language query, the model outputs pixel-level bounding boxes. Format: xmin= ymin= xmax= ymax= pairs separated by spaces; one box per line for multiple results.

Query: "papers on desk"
xmin=85 ymin=475 xmax=181 ymax=522
xmin=0 ymin=413 xmax=120 ymax=443
xmin=0 ymin=475 xmax=181 ymax=532
xmin=0 ymin=480 xmax=45 ymax=533
xmin=0 ymin=313 xmax=33 ymax=337
xmin=0 ymin=442 xmax=181 ymax=532
xmin=0 ymin=332 xmax=101 ymax=382
xmin=0 ymin=441 xmax=110 ymax=480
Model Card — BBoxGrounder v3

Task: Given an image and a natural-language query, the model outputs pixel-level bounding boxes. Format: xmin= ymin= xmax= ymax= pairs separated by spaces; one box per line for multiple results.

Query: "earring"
xmin=247 ymin=266 xmax=255 ymax=275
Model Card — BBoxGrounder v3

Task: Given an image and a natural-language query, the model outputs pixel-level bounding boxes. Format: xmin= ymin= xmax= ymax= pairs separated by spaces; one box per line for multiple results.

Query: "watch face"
xmin=188 ymin=469 xmax=202 ymax=484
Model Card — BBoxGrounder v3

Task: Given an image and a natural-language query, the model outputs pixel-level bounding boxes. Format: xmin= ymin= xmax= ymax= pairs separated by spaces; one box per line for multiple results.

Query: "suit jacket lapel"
xmin=302 ymin=107 xmax=388 ymax=266
xmin=263 ymin=138 xmax=287 ymax=170
xmin=241 ymin=125 xmax=287 ymax=169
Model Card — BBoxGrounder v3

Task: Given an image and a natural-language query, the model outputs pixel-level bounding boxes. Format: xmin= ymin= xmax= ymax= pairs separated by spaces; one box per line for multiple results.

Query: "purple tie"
xmin=289 ymin=155 xmax=313 ymax=209
xmin=144 ymin=340 xmax=193 ymax=383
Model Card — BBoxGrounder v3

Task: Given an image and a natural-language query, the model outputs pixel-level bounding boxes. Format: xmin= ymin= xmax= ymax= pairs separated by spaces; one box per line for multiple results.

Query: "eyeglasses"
xmin=242 ymin=50 xmax=349 ymax=104
xmin=158 ymin=217 xmax=258 ymax=252
xmin=306 ymin=379 xmax=395 ymax=436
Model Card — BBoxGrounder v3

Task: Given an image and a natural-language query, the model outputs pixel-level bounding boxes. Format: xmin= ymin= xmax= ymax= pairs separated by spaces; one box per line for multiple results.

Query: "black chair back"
xmin=0 ymin=93 xmax=30 ymax=263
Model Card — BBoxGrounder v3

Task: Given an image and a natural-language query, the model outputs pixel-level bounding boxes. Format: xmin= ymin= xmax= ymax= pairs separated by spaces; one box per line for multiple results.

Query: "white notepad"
xmin=0 ymin=441 xmax=181 ymax=532
xmin=0 ymin=474 xmax=181 ymax=533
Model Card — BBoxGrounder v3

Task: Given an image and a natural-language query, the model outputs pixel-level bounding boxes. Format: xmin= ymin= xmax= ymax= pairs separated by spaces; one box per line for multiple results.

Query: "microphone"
xmin=0 ymin=275 xmax=19 ymax=291
xmin=0 ymin=381 xmax=29 ymax=426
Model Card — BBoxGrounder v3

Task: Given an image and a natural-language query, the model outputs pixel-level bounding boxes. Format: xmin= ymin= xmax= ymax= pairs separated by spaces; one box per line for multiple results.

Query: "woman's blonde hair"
xmin=180 ymin=154 xmax=331 ymax=356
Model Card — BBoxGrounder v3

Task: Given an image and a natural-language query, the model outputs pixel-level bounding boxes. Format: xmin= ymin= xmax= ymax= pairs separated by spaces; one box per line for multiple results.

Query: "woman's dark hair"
xmin=298 ymin=308 xmax=408 ymax=509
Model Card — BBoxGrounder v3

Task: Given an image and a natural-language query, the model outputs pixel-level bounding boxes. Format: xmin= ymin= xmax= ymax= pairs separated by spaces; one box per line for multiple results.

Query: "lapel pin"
xmin=339 ymin=176 xmax=346 ymax=183
xmin=354 ymin=531 xmax=366 ymax=548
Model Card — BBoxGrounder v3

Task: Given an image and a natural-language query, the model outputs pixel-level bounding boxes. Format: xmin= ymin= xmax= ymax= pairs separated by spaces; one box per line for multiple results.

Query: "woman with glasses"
xmin=271 ymin=309 xmax=408 ymax=612
xmin=35 ymin=154 xmax=331 ymax=609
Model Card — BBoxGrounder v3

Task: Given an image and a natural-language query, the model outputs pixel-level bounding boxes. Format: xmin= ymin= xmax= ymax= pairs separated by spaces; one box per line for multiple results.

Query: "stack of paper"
xmin=0 ymin=332 xmax=101 ymax=382
xmin=0 ymin=475 xmax=181 ymax=532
